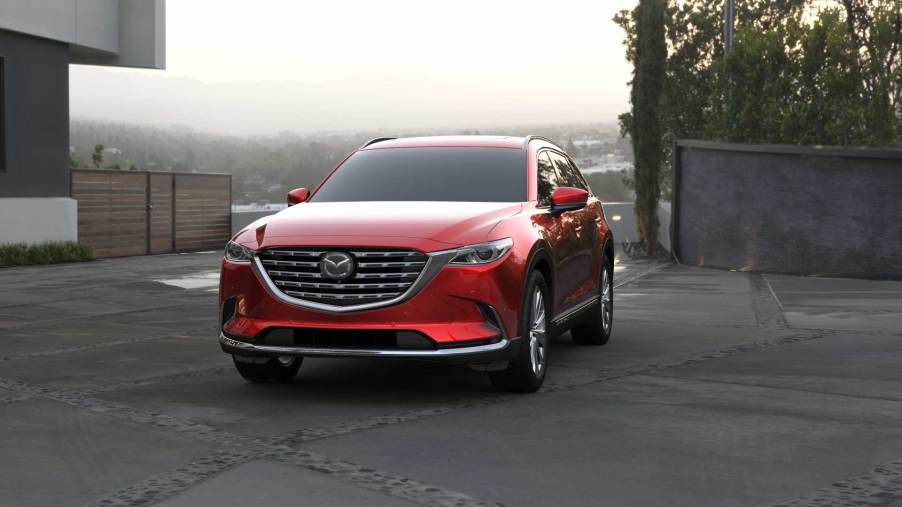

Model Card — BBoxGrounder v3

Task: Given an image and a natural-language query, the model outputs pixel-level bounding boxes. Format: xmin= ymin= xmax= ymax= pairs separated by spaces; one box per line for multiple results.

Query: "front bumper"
xmin=219 ymin=244 xmax=528 ymax=362
xmin=219 ymin=333 xmax=521 ymax=364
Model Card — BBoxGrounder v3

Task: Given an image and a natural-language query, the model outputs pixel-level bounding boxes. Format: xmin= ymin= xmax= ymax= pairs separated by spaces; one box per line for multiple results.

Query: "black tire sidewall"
xmin=600 ymin=251 xmax=613 ymax=340
xmin=515 ymin=270 xmax=551 ymax=387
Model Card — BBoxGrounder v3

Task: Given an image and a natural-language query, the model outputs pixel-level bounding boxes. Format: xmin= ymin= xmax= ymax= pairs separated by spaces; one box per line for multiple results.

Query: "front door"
xmin=547 ymin=151 xmax=596 ymax=311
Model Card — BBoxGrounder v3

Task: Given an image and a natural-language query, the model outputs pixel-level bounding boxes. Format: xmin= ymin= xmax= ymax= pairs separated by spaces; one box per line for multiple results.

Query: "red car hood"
xmin=243 ymin=201 xmax=523 ymax=251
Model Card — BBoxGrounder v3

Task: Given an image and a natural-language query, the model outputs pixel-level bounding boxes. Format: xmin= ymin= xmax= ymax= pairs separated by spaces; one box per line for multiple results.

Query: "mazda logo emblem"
xmin=320 ymin=251 xmax=355 ymax=280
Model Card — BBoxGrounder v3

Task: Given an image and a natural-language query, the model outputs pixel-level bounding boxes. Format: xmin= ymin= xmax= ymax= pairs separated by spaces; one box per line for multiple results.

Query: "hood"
xmin=239 ymin=201 xmax=522 ymax=251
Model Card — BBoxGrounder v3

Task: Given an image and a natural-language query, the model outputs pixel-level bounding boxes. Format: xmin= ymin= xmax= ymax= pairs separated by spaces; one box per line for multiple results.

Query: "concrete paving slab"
xmin=96 ymin=358 xmax=498 ymax=437
xmin=0 ymin=336 xmax=230 ymax=390
xmin=0 ymin=320 xmax=179 ymax=359
xmin=303 ymin=374 xmax=902 ymax=507
xmin=4 ymin=252 xmax=902 ymax=506
xmin=616 ymin=265 xmax=759 ymax=327
xmin=100 ymin=304 xmax=219 ymax=333
xmin=648 ymin=332 xmax=902 ymax=402
xmin=154 ymin=459 xmax=416 ymax=507
xmin=550 ymin=319 xmax=786 ymax=372
xmin=766 ymin=275 xmax=902 ymax=334
xmin=0 ymin=397 xmax=215 ymax=507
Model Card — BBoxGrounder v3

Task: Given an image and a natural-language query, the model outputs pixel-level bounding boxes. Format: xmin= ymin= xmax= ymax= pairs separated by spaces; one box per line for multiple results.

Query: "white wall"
xmin=0 ymin=198 xmax=78 ymax=245
xmin=0 ymin=0 xmax=164 ymax=69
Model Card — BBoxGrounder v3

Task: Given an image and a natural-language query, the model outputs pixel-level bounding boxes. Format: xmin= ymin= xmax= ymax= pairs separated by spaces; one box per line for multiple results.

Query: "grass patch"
xmin=0 ymin=241 xmax=95 ymax=267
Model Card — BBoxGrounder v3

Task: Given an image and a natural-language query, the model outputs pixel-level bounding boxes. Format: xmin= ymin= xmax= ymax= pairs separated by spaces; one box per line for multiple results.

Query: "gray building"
xmin=0 ymin=0 xmax=165 ymax=245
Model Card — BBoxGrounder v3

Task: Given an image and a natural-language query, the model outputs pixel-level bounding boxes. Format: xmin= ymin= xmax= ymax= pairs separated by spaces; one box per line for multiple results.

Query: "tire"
xmin=489 ymin=271 xmax=550 ymax=393
xmin=571 ymin=251 xmax=614 ymax=346
xmin=233 ymin=355 xmax=302 ymax=383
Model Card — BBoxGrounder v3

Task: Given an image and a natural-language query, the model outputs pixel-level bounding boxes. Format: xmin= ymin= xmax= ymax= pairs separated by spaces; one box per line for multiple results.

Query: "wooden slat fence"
xmin=71 ymin=169 xmax=232 ymax=258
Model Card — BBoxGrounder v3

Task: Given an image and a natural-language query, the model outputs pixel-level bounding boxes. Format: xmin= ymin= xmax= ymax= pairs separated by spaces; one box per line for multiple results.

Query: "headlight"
xmin=224 ymin=241 xmax=254 ymax=263
xmin=449 ymin=238 xmax=513 ymax=265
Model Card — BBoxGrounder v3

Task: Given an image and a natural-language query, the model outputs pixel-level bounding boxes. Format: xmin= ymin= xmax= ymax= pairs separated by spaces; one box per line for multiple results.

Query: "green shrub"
xmin=0 ymin=241 xmax=95 ymax=267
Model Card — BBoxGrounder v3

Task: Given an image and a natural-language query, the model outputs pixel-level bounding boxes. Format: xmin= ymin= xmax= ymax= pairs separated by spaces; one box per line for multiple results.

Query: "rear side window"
xmin=549 ymin=151 xmax=590 ymax=193
xmin=311 ymin=147 xmax=526 ymax=202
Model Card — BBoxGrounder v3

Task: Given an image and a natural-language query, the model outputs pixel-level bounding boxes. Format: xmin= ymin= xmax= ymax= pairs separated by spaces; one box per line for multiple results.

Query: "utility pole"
xmin=724 ymin=0 xmax=735 ymax=54
xmin=724 ymin=0 xmax=735 ymax=137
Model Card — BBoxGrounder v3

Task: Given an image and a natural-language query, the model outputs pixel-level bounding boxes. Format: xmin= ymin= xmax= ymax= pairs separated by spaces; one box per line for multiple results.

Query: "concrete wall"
xmin=0 ymin=0 xmax=165 ymax=69
xmin=0 ymin=198 xmax=77 ymax=244
xmin=603 ymin=202 xmax=671 ymax=253
xmin=673 ymin=140 xmax=902 ymax=279
xmin=0 ymin=30 xmax=69 ymax=198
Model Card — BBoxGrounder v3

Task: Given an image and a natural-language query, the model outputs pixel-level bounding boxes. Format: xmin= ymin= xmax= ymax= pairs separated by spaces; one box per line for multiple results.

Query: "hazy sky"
xmin=70 ymin=0 xmax=637 ymax=136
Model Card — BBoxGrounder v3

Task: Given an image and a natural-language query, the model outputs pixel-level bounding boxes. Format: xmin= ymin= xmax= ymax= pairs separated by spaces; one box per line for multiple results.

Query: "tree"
xmin=616 ymin=0 xmax=901 ymax=154
xmin=91 ymin=144 xmax=104 ymax=169
xmin=628 ymin=0 xmax=667 ymax=257
xmin=705 ymin=0 xmax=901 ymax=146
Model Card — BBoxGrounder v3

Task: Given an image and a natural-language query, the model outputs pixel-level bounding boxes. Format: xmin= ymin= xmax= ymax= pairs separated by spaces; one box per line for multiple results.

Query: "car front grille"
xmin=257 ymin=247 xmax=428 ymax=308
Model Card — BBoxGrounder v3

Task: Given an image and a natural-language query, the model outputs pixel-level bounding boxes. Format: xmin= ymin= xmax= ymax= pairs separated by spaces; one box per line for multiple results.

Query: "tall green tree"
xmin=616 ymin=0 xmax=901 ymax=158
xmin=629 ymin=0 xmax=667 ymax=257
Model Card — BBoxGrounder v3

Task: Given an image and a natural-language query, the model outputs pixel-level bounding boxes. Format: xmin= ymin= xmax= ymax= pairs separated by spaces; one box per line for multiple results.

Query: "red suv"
xmin=219 ymin=136 xmax=614 ymax=392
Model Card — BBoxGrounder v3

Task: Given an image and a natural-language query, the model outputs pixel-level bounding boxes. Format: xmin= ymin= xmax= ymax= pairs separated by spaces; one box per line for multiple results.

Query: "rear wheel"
xmin=233 ymin=356 xmax=302 ymax=383
xmin=489 ymin=271 xmax=549 ymax=393
xmin=571 ymin=251 xmax=614 ymax=345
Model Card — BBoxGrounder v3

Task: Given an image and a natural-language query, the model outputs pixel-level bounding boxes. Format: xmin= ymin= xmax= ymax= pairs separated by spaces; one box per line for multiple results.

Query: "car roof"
xmin=361 ymin=135 xmax=526 ymax=150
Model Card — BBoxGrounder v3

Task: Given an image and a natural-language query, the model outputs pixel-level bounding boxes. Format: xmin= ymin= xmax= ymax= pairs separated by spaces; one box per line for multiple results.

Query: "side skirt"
xmin=551 ymin=295 xmax=600 ymax=330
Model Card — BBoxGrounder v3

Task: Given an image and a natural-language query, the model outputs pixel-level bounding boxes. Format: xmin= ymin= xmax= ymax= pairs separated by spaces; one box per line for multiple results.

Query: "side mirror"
xmin=551 ymin=187 xmax=589 ymax=212
xmin=287 ymin=187 xmax=310 ymax=206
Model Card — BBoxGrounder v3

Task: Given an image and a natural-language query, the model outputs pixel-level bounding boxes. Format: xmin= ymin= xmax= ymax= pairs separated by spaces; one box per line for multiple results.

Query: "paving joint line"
xmin=614 ymin=260 xmax=670 ymax=289
xmin=14 ymin=262 xmax=841 ymax=507
xmin=81 ymin=366 xmax=232 ymax=396
xmin=0 ymin=328 xmax=218 ymax=362
xmin=751 ymin=273 xmax=789 ymax=329
xmin=767 ymin=459 xmax=902 ymax=507
xmin=0 ymin=376 xmax=502 ymax=507
xmin=14 ymin=327 xmax=834 ymax=507
xmin=264 ymin=329 xmax=835 ymax=448
xmin=642 ymin=372 xmax=902 ymax=405
xmin=0 ymin=301 xmax=218 ymax=331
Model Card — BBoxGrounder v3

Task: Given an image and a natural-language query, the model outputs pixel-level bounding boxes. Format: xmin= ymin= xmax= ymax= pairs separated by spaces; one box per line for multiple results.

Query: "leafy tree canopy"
xmin=615 ymin=0 xmax=902 ymax=198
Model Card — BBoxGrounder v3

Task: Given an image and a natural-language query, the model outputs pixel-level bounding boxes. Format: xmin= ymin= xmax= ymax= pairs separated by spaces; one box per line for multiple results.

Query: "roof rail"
xmin=360 ymin=137 xmax=397 ymax=149
xmin=522 ymin=135 xmax=559 ymax=150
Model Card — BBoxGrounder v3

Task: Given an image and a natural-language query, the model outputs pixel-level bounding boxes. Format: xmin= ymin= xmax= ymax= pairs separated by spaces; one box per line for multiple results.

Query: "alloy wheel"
xmin=601 ymin=268 xmax=612 ymax=333
xmin=528 ymin=287 xmax=548 ymax=375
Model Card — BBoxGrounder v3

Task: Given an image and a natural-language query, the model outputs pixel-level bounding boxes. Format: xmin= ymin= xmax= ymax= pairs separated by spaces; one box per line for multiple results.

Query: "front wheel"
xmin=489 ymin=271 xmax=550 ymax=393
xmin=571 ymin=251 xmax=613 ymax=345
xmin=233 ymin=355 xmax=302 ymax=383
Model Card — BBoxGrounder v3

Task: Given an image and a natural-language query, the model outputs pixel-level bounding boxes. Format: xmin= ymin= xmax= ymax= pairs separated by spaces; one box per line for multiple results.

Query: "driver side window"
xmin=536 ymin=151 xmax=559 ymax=207
xmin=549 ymin=151 xmax=590 ymax=193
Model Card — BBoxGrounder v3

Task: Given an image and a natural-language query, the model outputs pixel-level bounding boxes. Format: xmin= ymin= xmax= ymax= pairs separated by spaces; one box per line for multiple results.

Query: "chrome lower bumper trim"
xmin=220 ymin=333 xmax=512 ymax=358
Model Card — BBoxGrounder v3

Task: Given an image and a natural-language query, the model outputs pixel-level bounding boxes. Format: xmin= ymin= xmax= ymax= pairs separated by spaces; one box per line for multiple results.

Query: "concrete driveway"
xmin=1 ymin=252 xmax=901 ymax=507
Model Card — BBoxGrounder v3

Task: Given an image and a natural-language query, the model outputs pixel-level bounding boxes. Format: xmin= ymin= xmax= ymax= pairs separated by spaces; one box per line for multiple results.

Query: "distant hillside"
xmin=69 ymin=120 xmax=628 ymax=205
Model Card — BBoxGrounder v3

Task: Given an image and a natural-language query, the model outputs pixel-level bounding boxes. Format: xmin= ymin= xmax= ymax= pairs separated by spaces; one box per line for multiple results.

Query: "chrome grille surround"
xmin=253 ymin=247 xmax=457 ymax=313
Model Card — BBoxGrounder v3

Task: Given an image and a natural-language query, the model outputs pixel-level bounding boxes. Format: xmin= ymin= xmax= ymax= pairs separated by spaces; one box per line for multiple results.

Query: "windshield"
xmin=310 ymin=147 xmax=526 ymax=202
